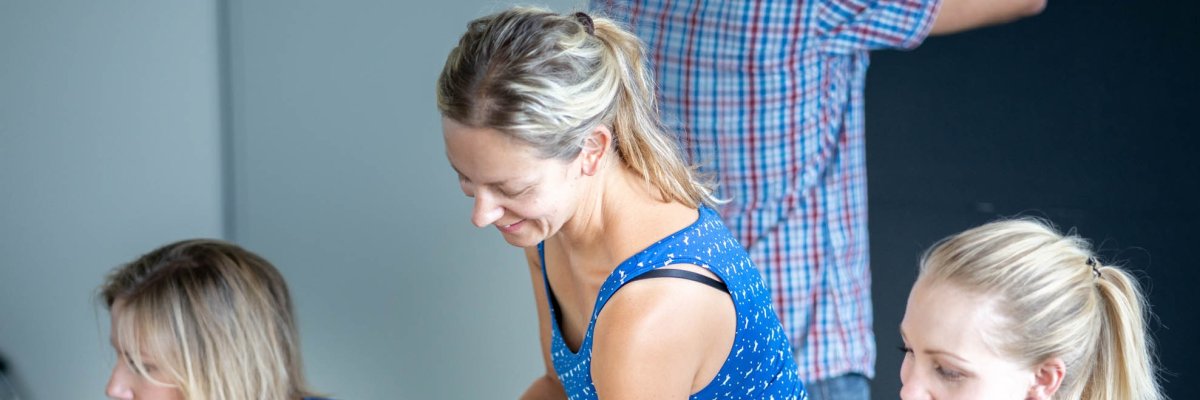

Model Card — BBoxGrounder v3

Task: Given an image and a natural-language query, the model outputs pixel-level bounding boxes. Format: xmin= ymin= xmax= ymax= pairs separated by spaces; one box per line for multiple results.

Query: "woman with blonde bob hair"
xmin=100 ymin=239 xmax=327 ymax=400
xmin=437 ymin=6 xmax=803 ymax=399
xmin=899 ymin=218 xmax=1162 ymax=400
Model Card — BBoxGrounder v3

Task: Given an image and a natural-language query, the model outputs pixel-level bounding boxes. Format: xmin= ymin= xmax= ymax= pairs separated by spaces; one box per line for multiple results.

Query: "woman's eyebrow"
xmin=450 ymin=163 xmax=524 ymax=186
xmin=900 ymin=325 xmax=972 ymax=364
xmin=924 ymin=348 xmax=972 ymax=364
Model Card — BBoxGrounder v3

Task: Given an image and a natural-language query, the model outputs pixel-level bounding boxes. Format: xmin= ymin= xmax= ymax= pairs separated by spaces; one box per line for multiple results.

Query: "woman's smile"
xmin=498 ymin=219 xmax=526 ymax=233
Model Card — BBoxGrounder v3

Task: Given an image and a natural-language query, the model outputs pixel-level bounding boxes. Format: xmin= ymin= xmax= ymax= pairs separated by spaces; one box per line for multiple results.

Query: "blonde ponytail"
xmin=590 ymin=18 xmax=718 ymax=208
xmin=919 ymin=218 xmax=1162 ymax=400
xmin=1086 ymin=265 xmax=1162 ymax=400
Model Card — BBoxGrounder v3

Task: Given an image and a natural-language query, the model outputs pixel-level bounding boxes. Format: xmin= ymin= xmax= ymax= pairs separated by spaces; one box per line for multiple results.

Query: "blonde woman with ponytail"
xmin=100 ymin=239 xmax=328 ymax=400
xmin=437 ymin=7 xmax=804 ymax=399
xmin=899 ymin=218 xmax=1162 ymax=400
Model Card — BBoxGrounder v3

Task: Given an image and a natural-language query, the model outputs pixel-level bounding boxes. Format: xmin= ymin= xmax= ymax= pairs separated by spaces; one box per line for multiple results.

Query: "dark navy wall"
xmin=866 ymin=1 xmax=1198 ymax=398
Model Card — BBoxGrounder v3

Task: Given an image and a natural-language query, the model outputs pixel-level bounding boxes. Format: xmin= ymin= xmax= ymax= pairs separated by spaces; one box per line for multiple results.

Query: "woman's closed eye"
xmin=456 ymin=174 xmax=474 ymax=195
xmin=141 ymin=363 xmax=160 ymax=373
xmin=898 ymin=344 xmax=967 ymax=381
xmin=499 ymin=184 xmax=533 ymax=198
xmin=120 ymin=351 xmax=160 ymax=374
xmin=934 ymin=364 xmax=965 ymax=381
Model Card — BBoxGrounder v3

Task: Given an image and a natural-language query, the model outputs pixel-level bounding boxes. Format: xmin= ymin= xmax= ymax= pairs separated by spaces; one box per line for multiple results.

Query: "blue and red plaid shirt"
xmin=594 ymin=0 xmax=939 ymax=382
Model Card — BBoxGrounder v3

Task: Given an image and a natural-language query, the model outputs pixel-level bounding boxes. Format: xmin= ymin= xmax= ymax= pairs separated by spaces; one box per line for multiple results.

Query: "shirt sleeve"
xmin=816 ymin=0 xmax=941 ymax=53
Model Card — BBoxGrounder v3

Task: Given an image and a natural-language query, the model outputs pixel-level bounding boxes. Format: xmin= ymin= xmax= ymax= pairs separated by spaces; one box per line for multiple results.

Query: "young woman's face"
xmin=106 ymin=303 xmax=185 ymax=400
xmin=442 ymin=117 xmax=582 ymax=248
xmin=898 ymin=281 xmax=1037 ymax=400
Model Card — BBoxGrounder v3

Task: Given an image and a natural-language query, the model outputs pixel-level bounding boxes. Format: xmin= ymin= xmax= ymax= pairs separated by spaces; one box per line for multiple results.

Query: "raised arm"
xmin=520 ymin=247 xmax=567 ymax=400
xmin=930 ymin=0 xmax=1046 ymax=35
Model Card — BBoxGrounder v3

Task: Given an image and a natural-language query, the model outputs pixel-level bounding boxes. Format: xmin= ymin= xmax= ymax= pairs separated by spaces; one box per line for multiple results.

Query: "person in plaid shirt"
xmin=592 ymin=0 xmax=1045 ymax=398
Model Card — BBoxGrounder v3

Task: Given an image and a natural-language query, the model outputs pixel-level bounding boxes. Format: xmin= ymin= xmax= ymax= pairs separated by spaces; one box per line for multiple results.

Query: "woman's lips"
xmin=497 ymin=220 xmax=525 ymax=233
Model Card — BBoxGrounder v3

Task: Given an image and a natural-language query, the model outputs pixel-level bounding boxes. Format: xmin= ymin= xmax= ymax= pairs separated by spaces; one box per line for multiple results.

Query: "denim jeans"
xmin=804 ymin=373 xmax=870 ymax=400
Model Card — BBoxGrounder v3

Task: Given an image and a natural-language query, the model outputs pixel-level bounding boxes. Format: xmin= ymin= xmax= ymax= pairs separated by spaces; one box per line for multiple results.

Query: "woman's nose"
xmin=897 ymin=357 xmax=931 ymax=398
xmin=899 ymin=381 xmax=930 ymax=400
xmin=899 ymin=359 xmax=931 ymax=400
xmin=471 ymin=191 xmax=504 ymax=228
xmin=106 ymin=364 xmax=134 ymax=399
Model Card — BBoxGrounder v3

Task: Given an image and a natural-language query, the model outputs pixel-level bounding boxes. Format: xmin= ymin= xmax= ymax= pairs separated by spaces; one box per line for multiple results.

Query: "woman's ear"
xmin=1025 ymin=357 xmax=1065 ymax=400
xmin=578 ymin=125 xmax=613 ymax=176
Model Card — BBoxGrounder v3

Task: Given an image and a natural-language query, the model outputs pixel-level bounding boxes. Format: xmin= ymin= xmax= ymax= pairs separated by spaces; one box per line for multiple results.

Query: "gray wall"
xmin=224 ymin=0 xmax=577 ymax=398
xmin=0 ymin=2 xmax=224 ymax=399
xmin=2 ymin=0 xmax=584 ymax=398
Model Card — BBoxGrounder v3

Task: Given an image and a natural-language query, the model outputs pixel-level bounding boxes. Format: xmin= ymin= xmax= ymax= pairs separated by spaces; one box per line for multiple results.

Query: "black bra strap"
xmin=626 ymin=268 xmax=728 ymax=293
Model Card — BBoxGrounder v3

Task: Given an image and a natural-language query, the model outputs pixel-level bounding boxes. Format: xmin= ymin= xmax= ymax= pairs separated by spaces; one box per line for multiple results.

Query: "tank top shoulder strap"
xmin=624 ymin=268 xmax=729 ymax=293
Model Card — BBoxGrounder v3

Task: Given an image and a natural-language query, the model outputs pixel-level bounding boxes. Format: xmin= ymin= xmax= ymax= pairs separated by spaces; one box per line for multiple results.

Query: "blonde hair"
xmin=436 ymin=7 xmax=718 ymax=208
xmin=100 ymin=239 xmax=315 ymax=400
xmin=919 ymin=218 xmax=1162 ymax=400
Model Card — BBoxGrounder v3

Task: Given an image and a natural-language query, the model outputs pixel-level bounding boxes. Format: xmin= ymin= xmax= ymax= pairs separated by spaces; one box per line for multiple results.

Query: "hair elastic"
xmin=1086 ymin=256 xmax=1101 ymax=278
xmin=574 ymin=12 xmax=595 ymax=36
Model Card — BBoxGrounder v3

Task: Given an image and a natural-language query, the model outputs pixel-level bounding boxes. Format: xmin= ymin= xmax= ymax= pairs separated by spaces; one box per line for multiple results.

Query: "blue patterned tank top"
xmin=538 ymin=206 xmax=806 ymax=399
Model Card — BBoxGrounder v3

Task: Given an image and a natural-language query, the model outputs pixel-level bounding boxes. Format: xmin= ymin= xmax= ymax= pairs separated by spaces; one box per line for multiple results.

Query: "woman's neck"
xmin=549 ymin=161 xmax=695 ymax=277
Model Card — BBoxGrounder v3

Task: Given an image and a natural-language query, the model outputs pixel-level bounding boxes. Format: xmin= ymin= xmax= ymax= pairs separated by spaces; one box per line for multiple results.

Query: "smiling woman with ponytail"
xmin=436 ymin=6 xmax=804 ymax=399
